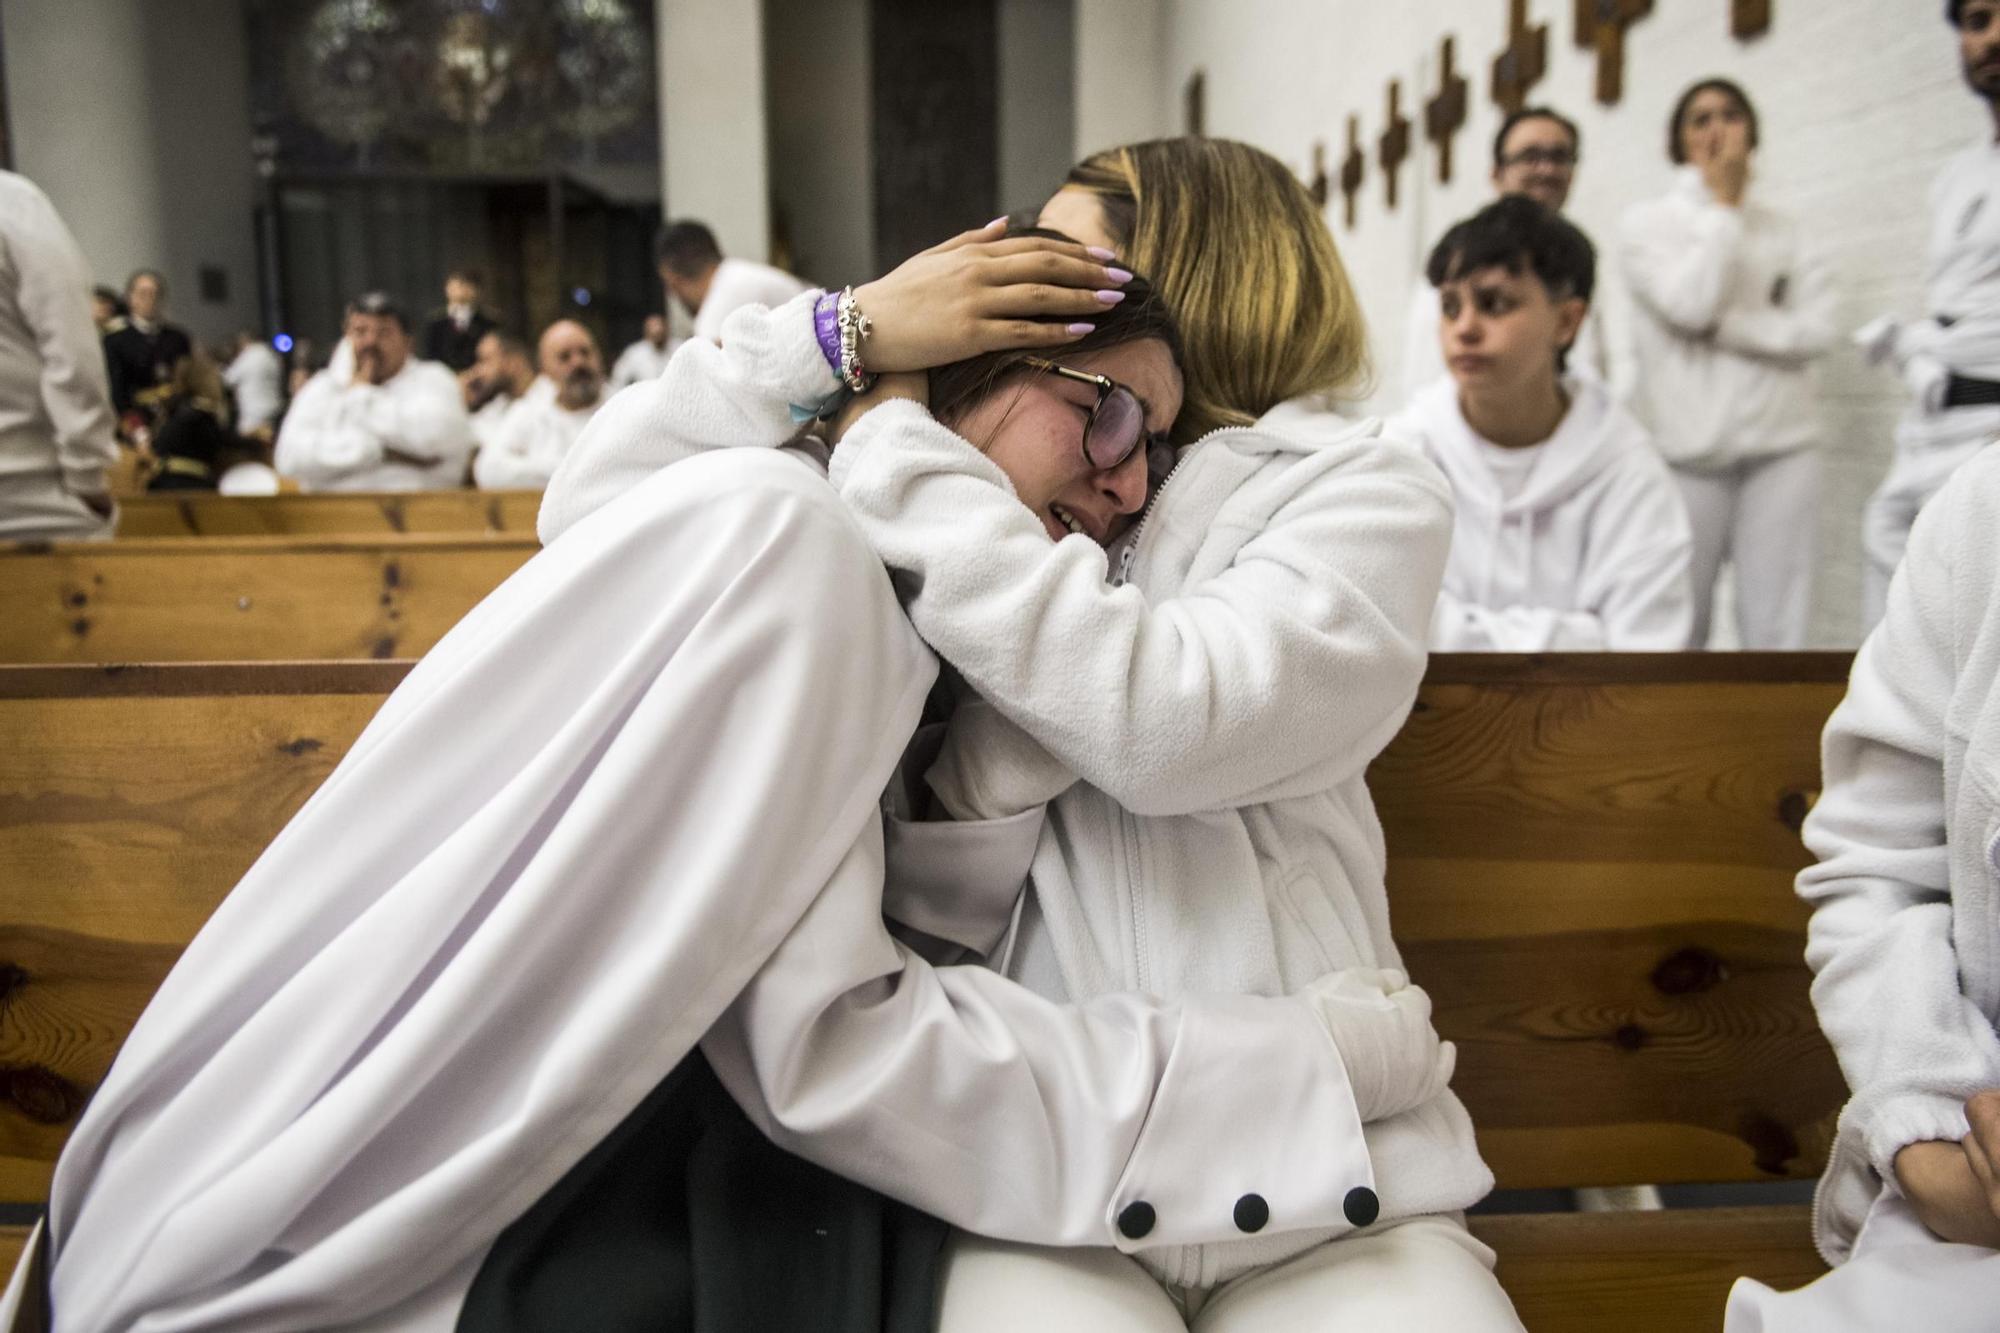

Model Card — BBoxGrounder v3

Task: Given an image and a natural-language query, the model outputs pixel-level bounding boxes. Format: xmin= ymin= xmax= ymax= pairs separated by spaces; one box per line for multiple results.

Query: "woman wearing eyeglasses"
xmin=544 ymin=141 xmax=1514 ymax=1329
xmin=1619 ymin=77 xmax=1839 ymax=651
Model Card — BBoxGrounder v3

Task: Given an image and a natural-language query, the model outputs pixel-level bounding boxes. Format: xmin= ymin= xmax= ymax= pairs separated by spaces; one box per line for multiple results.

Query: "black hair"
xmin=446 ymin=267 xmax=483 ymax=288
xmin=1950 ymin=0 xmax=1966 ymax=25
xmin=1492 ymin=106 xmax=1581 ymax=171
xmin=92 ymin=284 xmax=126 ymax=316
xmin=1668 ymin=78 xmax=1760 ymax=164
xmin=655 ymin=220 xmax=723 ymax=276
xmin=345 ymin=290 xmax=410 ymax=333
xmin=1426 ymin=197 xmax=1594 ymax=370
xmin=923 ymin=227 xmax=1182 ymax=430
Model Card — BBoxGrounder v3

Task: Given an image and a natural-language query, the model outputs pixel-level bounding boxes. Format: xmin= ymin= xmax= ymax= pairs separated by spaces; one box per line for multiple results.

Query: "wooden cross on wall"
xmin=1340 ymin=115 xmax=1365 ymax=229
xmin=1378 ymin=81 xmax=1412 ymax=211
xmin=1491 ymin=0 xmax=1549 ymax=115
xmin=1574 ymin=0 xmax=1653 ymax=106
xmin=1732 ymin=0 xmax=1772 ymax=39
xmin=1308 ymin=140 xmax=1330 ymax=209
xmin=1425 ymin=36 xmax=1469 ymax=184
xmin=1184 ymin=70 xmax=1207 ymax=136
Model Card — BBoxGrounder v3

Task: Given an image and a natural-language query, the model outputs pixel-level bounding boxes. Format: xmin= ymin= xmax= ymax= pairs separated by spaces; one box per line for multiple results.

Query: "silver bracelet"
xmin=836 ymin=286 xmax=876 ymax=395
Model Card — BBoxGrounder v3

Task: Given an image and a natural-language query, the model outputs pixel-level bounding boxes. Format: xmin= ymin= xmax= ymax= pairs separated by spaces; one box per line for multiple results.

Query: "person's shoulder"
xmin=399 ymin=357 xmax=465 ymax=395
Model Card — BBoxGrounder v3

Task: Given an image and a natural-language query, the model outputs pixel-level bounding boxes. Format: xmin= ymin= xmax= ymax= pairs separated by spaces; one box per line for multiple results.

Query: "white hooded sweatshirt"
xmin=1390 ymin=376 xmax=1694 ymax=652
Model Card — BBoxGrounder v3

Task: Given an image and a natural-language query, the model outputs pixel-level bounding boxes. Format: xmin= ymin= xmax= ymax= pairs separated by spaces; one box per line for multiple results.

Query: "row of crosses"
xmin=1310 ymin=0 xmax=1771 ymax=230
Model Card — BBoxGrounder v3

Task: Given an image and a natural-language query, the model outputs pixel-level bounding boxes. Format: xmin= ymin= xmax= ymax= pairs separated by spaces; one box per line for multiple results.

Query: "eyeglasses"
xmin=1499 ymin=147 xmax=1578 ymax=170
xmin=1019 ymin=357 xmax=1155 ymax=472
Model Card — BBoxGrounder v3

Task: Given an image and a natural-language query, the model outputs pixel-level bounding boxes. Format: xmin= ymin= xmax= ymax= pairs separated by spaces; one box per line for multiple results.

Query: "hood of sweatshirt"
xmin=1393 ymin=374 xmax=1647 ymax=521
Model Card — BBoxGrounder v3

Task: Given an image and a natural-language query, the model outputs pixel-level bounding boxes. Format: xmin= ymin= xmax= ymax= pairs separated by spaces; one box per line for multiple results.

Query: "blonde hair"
xmin=1064 ymin=137 xmax=1370 ymax=442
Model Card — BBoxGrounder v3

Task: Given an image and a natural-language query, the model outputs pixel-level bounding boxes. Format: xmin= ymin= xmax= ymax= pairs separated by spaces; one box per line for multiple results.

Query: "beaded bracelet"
xmin=812 ymin=290 xmax=843 ymax=376
xmin=835 ymin=286 xmax=876 ymax=395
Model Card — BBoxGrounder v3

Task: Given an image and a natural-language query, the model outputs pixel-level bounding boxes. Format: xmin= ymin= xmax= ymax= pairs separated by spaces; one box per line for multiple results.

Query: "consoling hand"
xmin=851 ymin=220 xmax=1131 ymax=373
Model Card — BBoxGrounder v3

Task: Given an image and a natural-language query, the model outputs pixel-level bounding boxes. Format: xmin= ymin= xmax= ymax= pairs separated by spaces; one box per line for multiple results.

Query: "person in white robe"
xmin=1857 ymin=0 xmax=2000 ymax=629
xmin=1724 ymin=441 xmax=2000 ymax=1330
xmin=473 ymin=320 xmax=606 ymax=491
xmin=1620 ymin=78 xmax=1837 ymax=650
xmin=23 ymin=230 xmax=1433 ymax=1333
xmin=274 ymin=292 xmax=473 ymax=493
xmin=609 ymin=313 xmax=678 ymax=390
xmin=220 ymin=333 xmax=283 ymax=440
xmin=1392 ymin=197 xmax=1692 ymax=652
xmin=1400 ymin=107 xmax=1608 ymax=403
xmin=657 ymin=218 xmax=810 ymax=344
xmin=462 ymin=330 xmax=539 ymax=458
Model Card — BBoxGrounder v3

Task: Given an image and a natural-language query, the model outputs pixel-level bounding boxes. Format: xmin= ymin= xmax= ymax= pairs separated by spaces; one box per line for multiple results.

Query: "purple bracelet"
xmin=813 ymin=290 xmax=843 ymax=376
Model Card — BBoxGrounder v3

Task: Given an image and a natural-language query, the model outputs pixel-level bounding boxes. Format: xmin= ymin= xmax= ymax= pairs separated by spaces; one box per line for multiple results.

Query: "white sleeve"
xmin=7 ymin=185 xmax=117 ymax=489
xmin=540 ymin=291 xmax=835 ymax=544
xmin=1428 ymin=592 xmax=1609 ymax=652
xmin=1798 ymin=476 xmax=2000 ymax=1184
xmin=832 ymin=403 xmax=1453 ymax=817
xmin=1620 ymin=196 xmax=1744 ymax=339
xmin=704 ymin=825 xmax=1377 ymax=1254
xmin=274 ymin=375 xmax=381 ymax=487
xmin=1574 ymin=459 xmax=1696 ymax=651
xmin=1713 ymin=234 xmax=1839 ymax=366
xmin=364 ymin=367 xmax=473 ymax=474
xmin=471 ymin=404 xmax=547 ymax=490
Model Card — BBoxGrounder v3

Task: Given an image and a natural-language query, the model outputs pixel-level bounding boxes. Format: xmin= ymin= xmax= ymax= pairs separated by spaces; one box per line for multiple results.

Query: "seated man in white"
xmin=609 ymin=313 xmax=679 ymax=390
xmin=463 ymin=330 xmax=540 ymax=456
xmin=474 ymin=321 xmax=606 ymax=491
xmin=276 ymin=291 xmax=473 ymax=492
xmin=473 ymin=320 xmax=607 ymax=491
xmin=1725 ymin=443 xmax=2000 ymax=1332
xmin=1391 ymin=196 xmax=1693 ymax=652
xmin=656 ymin=218 xmax=810 ymax=344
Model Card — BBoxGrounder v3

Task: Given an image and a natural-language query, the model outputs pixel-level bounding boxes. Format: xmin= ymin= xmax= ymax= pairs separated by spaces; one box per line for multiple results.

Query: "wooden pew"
xmin=113 ymin=491 xmax=545 ymax=539
xmin=0 ymin=536 xmax=535 ymax=663
xmin=0 ymin=655 xmax=1854 ymax=1329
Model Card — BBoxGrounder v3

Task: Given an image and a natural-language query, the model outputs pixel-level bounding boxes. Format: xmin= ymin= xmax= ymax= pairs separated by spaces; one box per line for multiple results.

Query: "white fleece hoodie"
xmin=1799 ymin=442 xmax=2000 ymax=1264
xmin=1390 ymin=375 xmax=1694 ymax=651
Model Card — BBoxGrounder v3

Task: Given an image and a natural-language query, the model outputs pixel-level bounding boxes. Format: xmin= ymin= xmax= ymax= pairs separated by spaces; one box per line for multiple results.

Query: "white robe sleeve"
xmin=831 ymin=402 xmax=1452 ymax=818
xmin=540 ymin=290 xmax=834 ymax=544
xmin=366 ymin=363 xmax=474 ymax=474
xmin=1620 ymin=195 xmax=1744 ymax=340
xmin=5 ymin=183 xmax=117 ymax=490
xmin=471 ymin=401 xmax=551 ymax=490
xmin=1712 ymin=236 xmax=1839 ymax=367
xmin=1798 ymin=475 xmax=2000 ymax=1186
xmin=273 ymin=372 xmax=378 ymax=487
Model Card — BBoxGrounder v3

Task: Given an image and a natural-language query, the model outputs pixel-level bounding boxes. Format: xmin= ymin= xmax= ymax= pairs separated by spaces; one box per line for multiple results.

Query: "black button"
xmin=1343 ymin=1186 xmax=1379 ymax=1228
xmin=1117 ymin=1201 xmax=1156 ymax=1240
xmin=1233 ymin=1193 xmax=1269 ymax=1233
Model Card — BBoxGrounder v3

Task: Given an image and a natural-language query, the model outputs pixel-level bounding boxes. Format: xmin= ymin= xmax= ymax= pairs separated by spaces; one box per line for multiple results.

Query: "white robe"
xmin=275 ymin=356 xmax=473 ymax=493
xmin=471 ymin=389 xmax=603 ymax=490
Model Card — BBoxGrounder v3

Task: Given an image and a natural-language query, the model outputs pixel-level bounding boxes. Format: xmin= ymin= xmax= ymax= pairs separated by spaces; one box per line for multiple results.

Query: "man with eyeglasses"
xmin=1855 ymin=0 xmax=2000 ymax=631
xmin=1399 ymin=106 xmax=1607 ymax=402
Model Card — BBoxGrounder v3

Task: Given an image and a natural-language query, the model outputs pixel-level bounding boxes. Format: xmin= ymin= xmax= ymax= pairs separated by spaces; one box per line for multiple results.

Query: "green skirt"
xmin=460 ymin=1052 xmax=947 ymax=1332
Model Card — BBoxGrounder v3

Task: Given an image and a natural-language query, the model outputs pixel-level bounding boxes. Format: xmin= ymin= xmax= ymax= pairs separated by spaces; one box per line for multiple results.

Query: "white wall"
xmin=765 ymin=0 xmax=874 ymax=287
xmin=1075 ymin=0 xmax=1166 ymax=159
xmin=1157 ymin=0 xmax=1975 ymax=648
xmin=998 ymin=0 xmax=1076 ymax=214
xmin=3 ymin=0 xmax=260 ymax=345
xmin=660 ymin=0 xmax=771 ymax=267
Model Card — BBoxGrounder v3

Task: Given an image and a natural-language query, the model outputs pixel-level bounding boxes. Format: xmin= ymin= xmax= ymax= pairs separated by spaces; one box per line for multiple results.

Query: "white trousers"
xmin=1861 ymin=425 xmax=1996 ymax=632
xmin=934 ymin=1216 xmax=1524 ymax=1332
xmin=1724 ymin=1190 xmax=2000 ymax=1332
xmin=1671 ymin=449 xmax=1821 ymax=650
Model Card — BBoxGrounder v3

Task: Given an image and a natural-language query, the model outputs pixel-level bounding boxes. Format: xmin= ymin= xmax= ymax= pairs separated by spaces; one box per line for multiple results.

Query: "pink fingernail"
xmin=1066 ymin=322 xmax=1096 ymax=335
xmin=1095 ymin=289 xmax=1127 ymax=305
xmin=1104 ymin=267 xmax=1134 ymax=284
xmin=986 ymin=216 xmax=1009 ymax=229
xmin=1086 ymin=246 xmax=1118 ymax=261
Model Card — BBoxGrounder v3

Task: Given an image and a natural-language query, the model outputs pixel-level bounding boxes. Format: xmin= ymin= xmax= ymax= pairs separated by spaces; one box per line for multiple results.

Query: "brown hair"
xmin=925 ymin=228 xmax=1182 ymax=441
xmin=1062 ymin=137 xmax=1369 ymax=442
xmin=1668 ymin=78 xmax=1760 ymax=165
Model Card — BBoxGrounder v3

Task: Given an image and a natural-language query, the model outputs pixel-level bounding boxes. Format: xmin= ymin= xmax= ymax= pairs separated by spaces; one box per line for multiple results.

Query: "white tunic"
xmin=608 ymin=337 xmax=677 ymax=390
xmin=0 ymin=170 xmax=117 ymax=535
xmin=1619 ymin=167 xmax=1838 ymax=468
xmin=1390 ymin=376 xmax=1693 ymax=651
xmin=471 ymin=389 xmax=604 ymax=490
xmin=275 ymin=356 xmax=473 ymax=492
xmin=222 ymin=342 xmax=284 ymax=434
xmin=691 ymin=257 xmax=811 ymax=342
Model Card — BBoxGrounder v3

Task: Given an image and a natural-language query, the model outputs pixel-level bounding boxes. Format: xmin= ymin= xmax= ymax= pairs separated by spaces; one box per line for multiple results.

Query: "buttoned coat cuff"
xmin=1105 ymin=991 xmax=1377 ymax=1252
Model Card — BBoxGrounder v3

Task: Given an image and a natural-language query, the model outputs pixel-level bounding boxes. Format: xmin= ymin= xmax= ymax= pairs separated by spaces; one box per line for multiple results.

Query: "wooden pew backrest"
xmin=114 ymin=491 xmax=544 ymax=540
xmin=0 ymin=654 xmax=1855 ymax=1210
